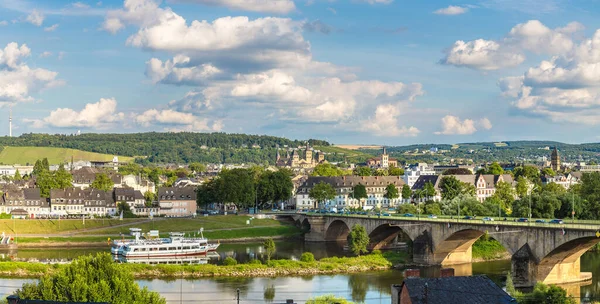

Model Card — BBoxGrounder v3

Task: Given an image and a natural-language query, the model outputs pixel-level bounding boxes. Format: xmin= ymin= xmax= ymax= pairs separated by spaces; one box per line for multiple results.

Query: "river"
xmin=1 ymin=241 xmax=600 ymax=303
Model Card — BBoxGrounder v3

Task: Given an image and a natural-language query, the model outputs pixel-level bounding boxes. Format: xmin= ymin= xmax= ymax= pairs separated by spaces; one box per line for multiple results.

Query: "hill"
xmin=315 ymin=146 xmax=374 ymax=163
xmin=0 ymin=146 xmax=135 ymax=165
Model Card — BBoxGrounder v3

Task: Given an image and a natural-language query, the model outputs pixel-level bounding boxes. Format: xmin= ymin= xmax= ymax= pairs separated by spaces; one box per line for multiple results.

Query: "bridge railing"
xmin=301 ymin=212 xmax=600 ymax=231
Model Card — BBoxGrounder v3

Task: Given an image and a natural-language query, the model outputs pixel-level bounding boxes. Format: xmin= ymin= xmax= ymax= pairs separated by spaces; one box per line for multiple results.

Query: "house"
xmin=157 ymin=187 xmax=197 ymax=217
xmin=391 ymin=275 xmax=515 ymax=304
xmin=403 ymin=163 xmax=436 ymax=188
xmin=295 ymin=176 xmax=405 ymax=210
xmin=120 ymin=174 xmax=155 ymax=193
xmin=0 ymin=188 xmax=48 ymax=218
xmin=541 ymin=173 xmax=580 ymax=189
xmin=365 ymin=147 xmax=398 ymax=169
xmin=72 ymin=167 xmax=122 ymax=189
xmin=50 ymin=188 xmax=115 ymax=216
xmin=411 ymin=174 xmax=514 ymax=202
xmin=0 ymin=165 xmax=34 ymax=177
xmin=114 ymin=188 xmax=145 ymax=209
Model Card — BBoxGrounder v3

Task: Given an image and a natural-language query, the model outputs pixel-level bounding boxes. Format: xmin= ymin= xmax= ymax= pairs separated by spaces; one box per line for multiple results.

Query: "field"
xmin=334 ymin=144 xmax=382 ymax=150
xmin=316 ymin=146 xmax=373 ymax=162
xmin=0 ymin=146 xmax=134 ymax=165
xmin=0 ymin=218 xmax=147 ymax=234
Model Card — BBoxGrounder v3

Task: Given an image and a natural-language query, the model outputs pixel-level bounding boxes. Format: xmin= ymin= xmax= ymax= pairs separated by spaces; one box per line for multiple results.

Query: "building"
xmin=72 ymin=167 xmax=122 ymax=189
xmin=121 ymin=174 xmax=156 ymax=193
xmin=114 ymin=188 xmax=145 ymax=209
xmin=157 ymin=186 xmax=197 ymax=217
xmin=411 ymin=174 xmax=514 ymax=202
xmin=0 ymin=188 xmax=48 ymax=218
xmin=551 ymin=146 xmax=561 ymax=172
xmin=403 ymin=163 xmax=436 ymax=188
xmin=0 ymin=165 xmax=34 ymax=177
xmin=295 ymin=176 xmax=405 ymax=210
xmin=391 ymin=275 xmax=515 ymax=304
xmin=432 ymin=165 xmax=474 ymax=175
xmin=50 ymin=188 xmax=115 ymax=217
xmin=366 ymin=147 xmax=398 ymax=169
xmin=541 ymin=173 xmax=581 ymax=189
xmin=276 ymin=143 xmax=325 ymax=169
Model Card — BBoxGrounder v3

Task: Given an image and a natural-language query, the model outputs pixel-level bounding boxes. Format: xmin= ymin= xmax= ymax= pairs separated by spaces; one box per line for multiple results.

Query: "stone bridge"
xmin=289 ymin=214 xmax=600 ymax=287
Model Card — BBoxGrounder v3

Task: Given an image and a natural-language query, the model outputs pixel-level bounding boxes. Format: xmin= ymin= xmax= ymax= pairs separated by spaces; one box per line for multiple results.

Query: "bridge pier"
xmin=304 ymin=217 xmax=327 ymax=242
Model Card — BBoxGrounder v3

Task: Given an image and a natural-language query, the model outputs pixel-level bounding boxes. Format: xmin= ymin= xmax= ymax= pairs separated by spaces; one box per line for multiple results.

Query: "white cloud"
xmin=230 ymin=71 xmax=312 ymax=102
xmin=168 ymin=0 xmax=296 ymax=14
xmin=0 ymin=42 xmax=63 ymax=104
xmin=441 ymin=20 xmax=584 ymax=70
xmin=72 ymin=2 xmax=91 ymax=9
xmin=0 ymin=21 xmax=7 ymax=26
xmin=135 ymin=108 xmax=222 ymax=131
xmin=361 ymin=104 xmax=420 ymax=136
xmin=359 ymin=0 xmax=393 ymax=4
xmin=146 ymin=56 xmax=221 ymax=85
xmin=435 ymin=115 xmax=491 ymax=135
xmin=39 ymin=51 xmax=52 ymax=58
xmin=44 ymin=24 xmax=59 ymax=32
xmin=28 ymin=98 xmax=123 ymax=128
xmin=434 ymin=5 xmax=468 ymax=15
xmin=26 ymin=10 xmax=44 ymax=26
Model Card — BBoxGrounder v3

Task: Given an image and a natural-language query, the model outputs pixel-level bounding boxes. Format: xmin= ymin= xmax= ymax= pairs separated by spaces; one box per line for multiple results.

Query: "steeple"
xmin=276 ymin=148 xmax=281 ymax=161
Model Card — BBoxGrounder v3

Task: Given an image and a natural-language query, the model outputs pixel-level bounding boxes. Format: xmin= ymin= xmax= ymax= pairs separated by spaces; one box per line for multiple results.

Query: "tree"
xmin=515 ymin=176 xmax=529 ymax=198
xmin=196 ymin=182 xmax=216 ymax=211
xmin=32 ymin=159 xmax=47 ymax=176
xmin=41 ymin=158 xmax=50 ymax=172
xmin=491 ymin=181 xmax=515 ymax=213
xmin=36 ymin=170 xmax=58 ymax=198
xmin=91 ymin=173 xmax=114 ymax=192
xmin=117 ymin=202 xmax=135 ymax=218
xmin=541 ymin=167 xmax=556 ymax=177
xmin=257 ymin=170 xmax=293 ymax=209
xmin=144 ymin=191 xmax=156 ymax=206
xmin=401 ymin=184 xmax=412 ymax=200
xmin=384 ymin=184 xmax=399 ymax=201
xmin=188 ymin=162 xmax=206 ymax=173
xmin=514 ymin=165 xmax=540 ymax=181
xmin=312 ymin=163 xmax=346 ymax=176
xmin=518 ymin=283 xmax=575 ymax=304
xmin=54 ymin=164 xmax=73 ymax=189
xmin=397 ymin=203 xmax=417 ymax=214
xmin=543 ymin=182 xmax=566 ymax=196
xmin=17 ymin=253 xmax=165 ymax=304
xmin=388 ymin=166 xmax=404 ymax=176
xmin=578 ymin=172 xmax=600 ymax=219
xmin=347 ymin=224 xmax=369 ymax=256
xmin=487 ymin=162 xmax=504 ymax=175
xmin=351 ymin=184 xmax=368 ymax=201
xmin=217 ymin=168 xmax=256 ymax=210
xmin=439 ymin=176 xmax=463 ymax=200
xmin=309 ymin=182 xmax=336 ymax=209
xmin=306 ymin=295 xmax=354 ymax=304
xmin=13 ymin=169 xmax=21 ymax=180
xmin=442 ymin=168 xmax=472 ymax=175
xmin=423 ymin=201 xmax=442 ymax=215
xmin=263 ymin=238 xmax=276 ymax=261
xmin=354 ymin=166 xmax=372 ymax=176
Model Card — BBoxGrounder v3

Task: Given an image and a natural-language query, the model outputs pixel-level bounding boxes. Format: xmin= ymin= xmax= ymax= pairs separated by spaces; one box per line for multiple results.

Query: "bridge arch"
xmin=368 ymin=223 xmax=412 ymax=250
xmin=536 ymin=236 xmax=600 ymax=285
xmin=432 ymin=228 xmax=512 ymax=265
xmin=325 ymin=220 xmax=351 ymax=242
xmin=301 ymin=218 xmax=311 ymax=232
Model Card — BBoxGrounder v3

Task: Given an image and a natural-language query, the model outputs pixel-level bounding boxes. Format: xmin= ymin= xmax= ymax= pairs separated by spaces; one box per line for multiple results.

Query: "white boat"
xmin=120 ymin=232 xmax=219 ymax=258
xmin=111 ymin=228 xmax=144 ymax=255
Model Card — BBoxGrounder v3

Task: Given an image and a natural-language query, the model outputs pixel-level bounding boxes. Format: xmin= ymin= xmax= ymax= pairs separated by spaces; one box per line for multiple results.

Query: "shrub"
xmin=223 ymin=257 xmax=237 ymax=266
xmin=248 ymin=259 xmax=262 ymax=265
xmin=371 ymin=249 xmax=382 ymax=255
xmin=300 ymin=252 xmax=315 ymax=263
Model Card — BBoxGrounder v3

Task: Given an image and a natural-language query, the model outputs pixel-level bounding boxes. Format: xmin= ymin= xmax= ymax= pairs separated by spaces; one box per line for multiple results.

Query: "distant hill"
xmin=315 ymin=146 xmax=374 ymax=163
xmin=0 ymin=146 xmax=134 ymax=165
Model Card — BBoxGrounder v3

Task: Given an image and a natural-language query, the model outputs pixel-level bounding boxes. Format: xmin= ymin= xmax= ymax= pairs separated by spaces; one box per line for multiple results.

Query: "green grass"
xmin=15 ymin=236 xmax=110 ymax=243
xmin=315 ymin=146 xmax=373 ymax=162
xmin=0 ymin=146 xmax=134 ymax=165
xmin=2 ymin=218 xmax=146 ymax=234
xmin=472 ymin=238 xmax=509 ymax=260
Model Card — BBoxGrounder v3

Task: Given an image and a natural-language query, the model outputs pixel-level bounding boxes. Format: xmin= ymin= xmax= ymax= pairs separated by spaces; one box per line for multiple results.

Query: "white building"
xmin=402 ymin=163 xmax=436 ymax=188
xmin=541 ymin=173 xmax=581 ymax=189
xmin=0 ymin=165 xmax=34 ymax=177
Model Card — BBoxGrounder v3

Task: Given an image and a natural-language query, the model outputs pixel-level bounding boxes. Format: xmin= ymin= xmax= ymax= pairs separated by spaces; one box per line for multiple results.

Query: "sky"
xmin=2 ymin=0 xmax=600 ymax=145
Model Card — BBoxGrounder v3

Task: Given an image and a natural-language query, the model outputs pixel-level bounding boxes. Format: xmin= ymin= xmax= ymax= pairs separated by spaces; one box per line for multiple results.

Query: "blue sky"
xmin=2 ymin=0 xmax=600 ymax=145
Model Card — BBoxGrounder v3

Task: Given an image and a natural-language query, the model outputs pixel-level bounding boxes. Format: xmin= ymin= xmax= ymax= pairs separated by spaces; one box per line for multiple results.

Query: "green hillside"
xmin=0 ymin=146 xmax=134 ymax=165
xmin=315 ymin=146 xmax=373 ymax=163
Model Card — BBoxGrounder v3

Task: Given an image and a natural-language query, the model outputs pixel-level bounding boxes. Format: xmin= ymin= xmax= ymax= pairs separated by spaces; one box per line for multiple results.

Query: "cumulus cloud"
xmin=72 ymin=2 xmax=91 ymax=9
xmin=434 ymin=5 xmax=468 ymax=15
xmin=435 ymin=115 xmax=492 ymax=135
xmin=168 ymin=0 xmax=295 ymax=14
xmin=135 ymin=108 xmax=222 ymax=131
xmin=0 ymin=42 xmax=63 ymax=104
xmin=145 ymin=56 xmax=221 ymax=85
xmin=39 ymin=51 xmax=52 ymax=58
xmin=26 ymin=10 xmax=44 ymax=26
xmin=27 ymin=98 xmax=124 ymax=128
xmin=441 ymin=20 xmax=584 ymax=70
xmin=44 ymin=24 xmax=59 ymax=32
xmin=361 ymin=104 xmax=420 ymax=136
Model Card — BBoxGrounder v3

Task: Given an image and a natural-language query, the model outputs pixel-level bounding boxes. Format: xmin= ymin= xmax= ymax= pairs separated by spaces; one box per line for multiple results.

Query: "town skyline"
xmin=3 ymin=0 xmax=600 ymax=145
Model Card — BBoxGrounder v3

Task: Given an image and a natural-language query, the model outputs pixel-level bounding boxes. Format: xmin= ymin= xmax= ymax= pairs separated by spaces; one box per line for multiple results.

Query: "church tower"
xmin=292 ymin=150 xmax=299 ymax=167
xmin=305 ymin=142 xmax=313 ymax=164
xmin=381 ymin=146 xmax=389 ymax=168
xmin=551 ymin=146 xmax=560 ymax=172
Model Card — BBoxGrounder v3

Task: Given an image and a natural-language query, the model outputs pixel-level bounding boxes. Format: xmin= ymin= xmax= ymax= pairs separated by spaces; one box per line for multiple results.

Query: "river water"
xmin=1 ymin=241 xmax=600 ymax=303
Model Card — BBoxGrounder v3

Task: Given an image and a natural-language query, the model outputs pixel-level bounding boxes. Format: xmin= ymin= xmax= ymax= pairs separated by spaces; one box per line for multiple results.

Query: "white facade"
xmin=0 ymin=165 xmax=34 ymax=177
xmin=403 ymin=163 xmax=436 ymax=188
xmin=542 ymin=174 xmax=580 ymax=189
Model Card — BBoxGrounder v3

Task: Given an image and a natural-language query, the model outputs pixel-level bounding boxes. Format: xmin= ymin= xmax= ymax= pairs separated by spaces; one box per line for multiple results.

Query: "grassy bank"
xmin=0 ymin=146 xmax=134 ymax=165
xmin=0 ymin=218 xmax=146 ymax=234
xmin=0 ymin=251 xmax=408 ymax=279
xmin=472 ymin=238 xmax=509 ymax=261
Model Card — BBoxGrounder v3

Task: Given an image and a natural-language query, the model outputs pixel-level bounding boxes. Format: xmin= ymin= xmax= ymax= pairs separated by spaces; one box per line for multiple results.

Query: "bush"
xmin=223 ymin=257 xmax=237 ymax=266
xmin=371 ymin=250 xmax=382 ymax=255
xmin=248 ymin=259 xmax=262 ymax=265
xmin=300 ymin=252 xmax=315 ymax=263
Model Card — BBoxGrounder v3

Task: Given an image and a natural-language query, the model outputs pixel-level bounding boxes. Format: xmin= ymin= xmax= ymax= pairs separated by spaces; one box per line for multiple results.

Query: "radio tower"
xmin=9 ymin=108 xmax=12 ymax=137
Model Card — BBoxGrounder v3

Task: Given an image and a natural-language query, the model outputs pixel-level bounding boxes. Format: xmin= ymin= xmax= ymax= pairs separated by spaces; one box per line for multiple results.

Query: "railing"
xmin=300 ymin=212 xmax=600 ymax=231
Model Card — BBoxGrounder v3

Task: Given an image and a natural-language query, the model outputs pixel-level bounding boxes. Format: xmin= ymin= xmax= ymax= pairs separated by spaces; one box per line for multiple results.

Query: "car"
xmin=428 ymin=214 xmax=438 ymax=219
xmin=550 ymin=219 xmax=564 ymax=224
xmin=198 ymin=210 xmax=209 ymax=215
xmin=463 ymin=216 xmax=474 ymax=220
xmin=482 ymin=217 xmax=494 ymax=221
xmin=382 ymin=213 xmax=391 ymax=217
xmin=515 ymin=218 xmax=528 ymax=222
xmin=535 ymin=219 xmax=546 ymax=223
xmin=403 ymin=213 xmax=415 ymax=217
xmin=271 ymin=208 xmax=279 ymax=212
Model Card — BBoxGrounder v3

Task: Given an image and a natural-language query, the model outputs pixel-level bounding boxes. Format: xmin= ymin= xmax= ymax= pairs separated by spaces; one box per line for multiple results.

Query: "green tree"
xmin=13 ymin=169 xmax=21 ymax=180
xmin=144 ymin=191 xmax=156 ymax=206
xmin=312 ymin=163 xmax=346 ymax=176
xmin=543 ymin=182 xmax=566 ymax=196
xmin=515 ymin=176 xmax=529 ymax=198
xmin=354 ymin=166 xmax=373 ymax=176
xmin=347 ymin=224 xmax=369 ymax=256
xmin=514 ymin=165 xmax=540 ymax=181
xmin=439 ymin=176 xmax=463 ymax=200
xmin=491 ymin=181 xmax=515 ymax=213
xmin=401 ymin=184 xmax=412 ymax=200
xmin=263 ymin=238 xmax=276 ymax=261
xmin=117 ymin=202 xmax=135 ymax=218
xmin=578 ymin=172 xmax=600 ymax=219
xmin=217 ymin=169 xmax=256 ymax=210
xmin=41 ymin=158 xmax=50 ymax=172
xmin=518 ymin=283 xmax=575 ymax=304
xmin=421 ymin=181 xmax=436 ymax=198
xmin=308 ymin=182 xmax=336 ymax=209
xmin=397 ymin=203 xmax=417 ymax=214
xmin=196 ymin=182 xmax=216 ymax=211
xmin=424 ymin=201 xmax=442 ymax=215
xmin=36 ymin=170 xmax=58 ymax=198
xmin=91 ymin=173 xmax=114 ymax=192
xmin=384 ymin=184 xmax=399 ymax=201
xmin=263 ymin=285 xmax=275 ymax=303
xmin=487 ymin=162 xmax=504 ymax=175
xmin=388 ymin=166 xmax=404 ymax=176
xmin=257 ymin=170 xmax=293 ymax=209
xmin=54 ymin=164 xmax=73 ymax=189
xmin=351 ymin=184 xmax=368 ymax=201
xmin=188 ymin=162 xmax=206 ymax=173
xmin=442 ymin=168 xmax=472 ymax=175
xmin=17 ymin=253 xmax=165 ymax=304
xmin=541 ymin=167 xmax=556 ymax=177
xmin=32 ymin=159 xmax=47 ymax=176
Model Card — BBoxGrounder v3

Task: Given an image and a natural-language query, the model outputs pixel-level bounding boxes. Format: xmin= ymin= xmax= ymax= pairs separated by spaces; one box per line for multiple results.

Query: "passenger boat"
xmin=120 ymin=232 xmax=219 ymax=258
xmin=110 ymin=228 xmax=144 ymax=255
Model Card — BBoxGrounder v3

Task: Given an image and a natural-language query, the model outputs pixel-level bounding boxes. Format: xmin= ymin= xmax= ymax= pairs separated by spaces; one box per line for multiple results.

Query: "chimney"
xmin=404 ymin=269 xmax=420 ymax=278
xmin=440 ymin=268 xmax=455 ymax=277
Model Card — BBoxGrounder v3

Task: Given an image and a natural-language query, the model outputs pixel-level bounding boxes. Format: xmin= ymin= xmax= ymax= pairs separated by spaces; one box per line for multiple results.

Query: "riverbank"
xmin=0 ymin=251 xmax=408 ymax=279
xmin=472 ymin=238 xmax=510 ymax=262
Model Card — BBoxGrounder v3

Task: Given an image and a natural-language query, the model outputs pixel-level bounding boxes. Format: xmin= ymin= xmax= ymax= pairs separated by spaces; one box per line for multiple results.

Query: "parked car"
xmin=403 ymin=213 xmax=415 ymax=217
xmin=482 ymin=217 xmax=494 ymax=221
xmin=198 ymin=210 xmax=209 ymax=215
xmin=209 ymin=210 xmax=219 ymax=215
xmin=428 ymin=214 xmax=438 ymax=219
xmin=550 ymin=219 xmax=564 ymax=224
xmin=515 ymin=218 xmax=528 ymax=222
xmin=271 ymin=208 xmax=279 ymax=212
xmin=382 ymin=213 xmax=391 ymax=217
xmin=535 ymin=219 xmax=546 ymax=223
xmin=463 ymin=216 xmax=474 ymax=220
